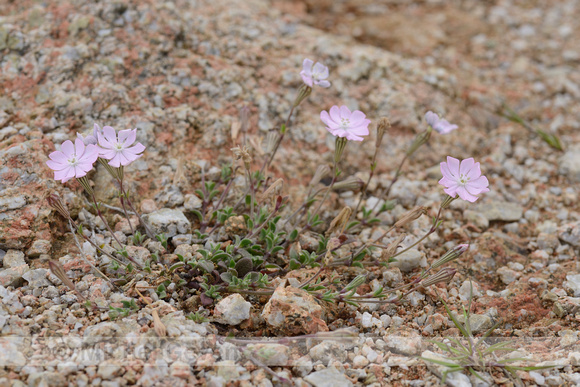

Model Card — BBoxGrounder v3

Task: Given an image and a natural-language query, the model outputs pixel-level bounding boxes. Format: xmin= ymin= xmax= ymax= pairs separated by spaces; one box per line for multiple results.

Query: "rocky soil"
xmin=1 ymin=0 xmax=580 ymax=386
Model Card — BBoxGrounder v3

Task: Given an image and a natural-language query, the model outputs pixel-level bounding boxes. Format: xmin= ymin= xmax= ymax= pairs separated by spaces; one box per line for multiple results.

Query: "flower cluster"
xmin=47 ymin=124 xmax=145 ymax=182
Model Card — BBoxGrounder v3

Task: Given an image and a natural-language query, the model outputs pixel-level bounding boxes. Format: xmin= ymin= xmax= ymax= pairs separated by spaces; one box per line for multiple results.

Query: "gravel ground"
xmin=1 ymin=0 xmax=580 ymax=386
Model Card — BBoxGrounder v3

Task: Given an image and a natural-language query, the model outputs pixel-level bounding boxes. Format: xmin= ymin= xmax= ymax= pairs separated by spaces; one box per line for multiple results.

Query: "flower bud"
xmin=309 ymin=164 xmax=331 ymax=188
xmin=394 ymin=206 xmax=427 ymax=228
xmin=406 ymin=127 xmax=432 ymax=156
xmin=381 ymin=234 xmax=405 ymax=260
xmin=432 ymin=244 xmax=468 ymax=269
xmin=344 ymin=274 xmax=367 ymax=292
xmin=376 ymin=117 xmax=390 ymax=148
xmin=49 ymin=260 xmax=86 ymax=301
xmin=332 ymin=176 xmax=364 ymax=192
xmin=420 ymin=268 xmax=456 ymax=288
xmin=323 ymin=237 xmax=342 ymax=266
xmin=98 ymin=157 xmax=120 ymax=180
xmin=47 ymin=194 xmax=71 ymax=220
xmin=293 ymin=84 xmax=312 ymax=108
xmin=326 ymin=206 xmax=352 ymax=236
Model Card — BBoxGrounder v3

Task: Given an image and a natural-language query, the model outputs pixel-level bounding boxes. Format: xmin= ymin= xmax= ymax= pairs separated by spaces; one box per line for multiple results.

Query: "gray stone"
xmin=463 ymin=210 xmax=489 ymax=230
xmin=26 ymin=239 xmax=51 ymax=257
xmin=455 ymin=314 xmax=493 ymax=334
xmin=309 ymin=341 xmax=347 ymax=363
xmin=97 ymin=361 xmax=122 ymax=380
xmin=293 ymin=355 xmax=313 ymax=377
xmin=218 ymin=342 xmax=241 ymax=361
xmin=247 ymin=343 xmax=289 ymax=366
xmin=390 ymin=249 xmax=426 ymax=273
xmin=184 ymin=194 xmax=203 ymax=211
xmin=0 ymin=194 xmax=26 ymax=211
xmin=0 ymin=265 xmax=29 ymax=287
xmin=558 ymin=221 xmax=580 ymax=247
xmin=476 ymin=201 xmax=523 ymax=222
xmin=213 ymin=294 xmax=251 ymax=325
xmin=3 ymin=250 xmax=26 ymax=268
xmin=497 ymin=266 xmax=520 ymax=284
xmin=171 ymin=234 xmax=192 ymax=247
xmin=22 ymin=268 xmax=51 ymax=287
xmin=0 ymin=338 xmax=26 ymax=366
xmin=143 ymin=208 xmax=191 ymax=238
xmin=559 ymin=145 xmax=580 ymax=183
xmin=564 ymin=274 xmax=580 ymax=297
xmin=384 ymin=333 xmax=423 ymax=356
xmin=305 ymin=367 xmax=354 ymax=387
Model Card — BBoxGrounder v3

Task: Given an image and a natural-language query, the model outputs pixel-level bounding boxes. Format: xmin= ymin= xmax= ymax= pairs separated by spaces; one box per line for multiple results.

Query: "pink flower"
xmin=46 ymin=139 xmax=99 ymax=182
xmin=300 ymin=58 xmax=330 ymax=88
xmin=77 ymin=123 xmax=103 ymax=145
xmin=439 ymin=156 xmax=489 ymax=202
xmin=320 ymin=106 xmax=371 ymax=141
xmin=425 ymin=111 xmax=458 ymax=134
xmin=97 ymin=126 xmax=146 ymax=167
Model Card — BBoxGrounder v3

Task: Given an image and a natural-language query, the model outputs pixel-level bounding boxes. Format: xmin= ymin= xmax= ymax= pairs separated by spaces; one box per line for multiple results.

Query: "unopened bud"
xmin=432 ymin=244 xmax=468 ymax=269
xmin=265 ymin=128 xmax=279 ymax=154
xmin=47 ymin=194 xmax=71 ymax=220
xmin=326 ymin=206 xmax=352 ymax=236
xmin=77 ymin=176 xmax=94 ymax=197
xmin=309 ymin=164 xmax=331 ymax=188
xmin=344 ymin=274 xmax=367 ymax=292
xmin=420 ymin=268 xmax=456 ymax=288
xmin=332 ymin=176 xmax=364 ymax=192
xmin=293 ymin=84 xmax=312 ymax=108
xmin=381 ymin=234 xmax=405 ymax=260
xmin=49 ymin=260 xmax=86 ymax=301
xmin=376 ymin=117 xmax=390 ymax=148
xmin=394 ymin=206 xmax=427 ymax=228
xmin=98 ymin=157 xmax=120 ymax=180
xmin=240 ymin=106 xmax=250 ymax=134
xmin=261 ymin=178 xmax=284 ymax=203
xmin=406 ymin=127 xmax=432 ymax=156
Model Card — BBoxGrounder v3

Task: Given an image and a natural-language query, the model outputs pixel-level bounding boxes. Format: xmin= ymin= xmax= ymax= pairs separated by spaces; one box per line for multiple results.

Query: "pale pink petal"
xmin=313 ymin=62 xmax=327 ymax=76
xmin=74 ymin=138 xmax=85 ymax=157
xmin=349 ymin=111 xmax=367 ymax=124
xmin=108 ymin=154 xmax=122 ymax=167
xmin=317 ymin=80 xmax=331 ymax=88
xmin=83 ymin=144 xmax=100 ymax=163
xmin=339 ymin=105 xmax=352 ymax=120
xmin=345 ymin=132 xmax=364 ymax=141
xmin=54 ymin=167 xmax=72 ymax=181
xmin=438 ymin=176 xmax=458 ymax=188
xmin=446 ymin=157 xmax=460 ymax=176
xmin=467 ymin=175 xmax=489 ymax=191
xmin=48 ymin=151 xmax=68 ymax=164
xmin=119 ymin=129 xmax=136 ymax=147
xmin=302 ymin=58 xmax=313 ymax=73
xmin=440 ymin=162 xmax=455 ymax=180
xmin=102 ymin=126 xmax=117 ymax=144
xmin=443 ymin=187 xmax=459 ymax=198
xmin=60 ymin=141 xmax=75 ymax=157
xmin=425 ymin=111 xmax=438 ymax=127
xmin=100 ymin=149 xmax=117 ymax=160
xmin=46 ymin=159 xmax=66 ymax=171
xmin=124 ymin=143 xmax=145 ymax=155
xmin=329 ymin=106 xmax=341 ymax=123
xmin=300 ymin=73 xmax=313 ymax=87
xmin=320 ymin=110 xmax=334 ymax=127
xmin=63 ymin=167 xmax=76 ymax=181
xmin=97 ymin=131 xmax=112 ymax=149
xmin=93 ymin=123 xmax=102 ymax=138
xmin=459 ymin=158 xmax=475 ymax=176
xmin=455 ymin=186 xmax=478 ymax=202
xmin=74 ymin=165 xmax=88 ymax=178
xmin=465 ymin=162 xmax=482 ymax=180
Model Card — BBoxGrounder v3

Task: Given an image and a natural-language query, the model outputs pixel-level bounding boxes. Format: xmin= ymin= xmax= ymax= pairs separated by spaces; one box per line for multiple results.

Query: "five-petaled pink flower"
xmin=98 ymin=126 xmax=146 ymax=167
xmin=439 ymin=156 xmax=489 ymax=202
xmin=46 ymin=139 xmax=99 ymax=182
xmin=300 ymin=59 xmax=331 ymax=88
xmin=320 ymin=106 xmax=371 ymax=141
xmin=425 ymin=111 xmax=458 ymax=134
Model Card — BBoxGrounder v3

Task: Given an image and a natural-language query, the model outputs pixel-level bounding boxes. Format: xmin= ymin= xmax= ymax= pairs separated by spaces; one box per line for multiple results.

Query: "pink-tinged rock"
xmin=0 ymin=264 xmax=29 ymax=287
xmin=261 ymin=286 xmax=328 ymax=335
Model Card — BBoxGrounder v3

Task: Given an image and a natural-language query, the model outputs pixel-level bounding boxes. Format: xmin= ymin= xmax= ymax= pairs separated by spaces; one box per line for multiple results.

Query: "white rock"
xmin=213 ymin=294 xmax=251 ymax=325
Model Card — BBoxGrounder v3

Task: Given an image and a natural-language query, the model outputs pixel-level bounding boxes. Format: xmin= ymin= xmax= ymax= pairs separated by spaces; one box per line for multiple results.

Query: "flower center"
xmin=340 ymin=118 xmax=351 ymax=130
xmin=114 ymin=142 xmax=125 ymax=152
xmin=68 ymin=155 xmax=79 ymax=167
xmin=459 ymin=174 xmax=470 ymax=185
xmin=312 ymin=71 xmax=321 ymax=80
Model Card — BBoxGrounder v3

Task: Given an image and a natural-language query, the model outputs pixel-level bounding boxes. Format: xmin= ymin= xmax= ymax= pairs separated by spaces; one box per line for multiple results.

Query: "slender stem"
xmin=310 ymin=161 xmax=338 ymax=220
xmin=298 ymin=266 xmax=324 ymax=289
xmin=246 ymin=167 xmax=255 ymax=217
xmin=90 ymin=193 xmax=124 ymax=249
xmin=68 ymin=220 xmax=114 ymax=286
xmin=353 ymin=147 xmax=379 ymax=218
xmin=265 ymin=105 xmax=296 ymax=169
xmin=119 ymin=195 xmax=135 ymax=235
